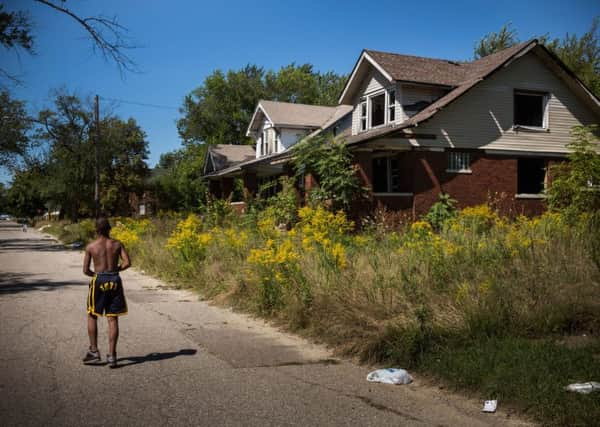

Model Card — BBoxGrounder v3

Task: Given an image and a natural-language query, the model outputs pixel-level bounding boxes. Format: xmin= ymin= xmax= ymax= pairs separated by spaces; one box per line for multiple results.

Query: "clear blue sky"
xmin=1 ymin=0 xmax=598 ymax=183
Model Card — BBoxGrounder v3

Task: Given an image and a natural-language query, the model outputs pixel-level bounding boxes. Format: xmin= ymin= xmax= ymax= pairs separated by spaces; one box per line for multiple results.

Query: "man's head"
xmin=96 ymin=217 xmax=111 ymax=237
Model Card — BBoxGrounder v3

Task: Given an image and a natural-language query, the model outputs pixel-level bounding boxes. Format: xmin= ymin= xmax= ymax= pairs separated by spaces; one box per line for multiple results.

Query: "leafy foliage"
xmin=475 ymin=18 xmax=600 ymax=96
xmin=292 ymin=135 xmax=365 ymax=212
xmin=0 ymin=90 xmax=31 ymax=169
xmin=178 ymin=64 xmax=346 ymax=145
xmin=423 ymin=192 xmax=457 ymax=230
xmin=547 ymin=125 xmax=600 ymax=216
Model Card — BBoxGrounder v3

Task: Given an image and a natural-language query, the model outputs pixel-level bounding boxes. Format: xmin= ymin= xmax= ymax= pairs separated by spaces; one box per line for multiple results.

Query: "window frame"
xmin=371 ymin=154 xmax=410 ymax=195
xmin=358 ymin=86 xmax=396 ymax=133
xmin=513 ymin=90 xmax=549 ymax=131
xmin=359 ymin=99 xmax=367 ymax=131
xmin=446 ymin=152 xmax=472 ymax=174
xmin=388 ymin=89 xmax=396 ymax=123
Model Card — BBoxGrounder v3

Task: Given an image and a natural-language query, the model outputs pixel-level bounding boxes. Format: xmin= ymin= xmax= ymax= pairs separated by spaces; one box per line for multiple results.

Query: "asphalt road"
xmin=0 ymin=221 xmax=534 ymax=426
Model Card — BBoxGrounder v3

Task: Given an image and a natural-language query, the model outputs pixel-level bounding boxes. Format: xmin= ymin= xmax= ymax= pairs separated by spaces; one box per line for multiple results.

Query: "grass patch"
xmin=420 ymin=336 xmax=600 ymax=426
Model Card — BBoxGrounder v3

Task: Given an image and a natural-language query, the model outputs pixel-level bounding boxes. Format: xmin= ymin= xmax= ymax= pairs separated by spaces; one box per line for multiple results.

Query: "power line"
xmin=98 ymin=96 xmax=180 ymax=111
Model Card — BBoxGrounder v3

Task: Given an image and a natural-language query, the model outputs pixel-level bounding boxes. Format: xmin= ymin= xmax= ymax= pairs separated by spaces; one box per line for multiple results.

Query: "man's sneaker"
xmin=83 ymin=349 xmax=101 ymax=364
xmin=107 ymin=354 xmax=117 ymax=369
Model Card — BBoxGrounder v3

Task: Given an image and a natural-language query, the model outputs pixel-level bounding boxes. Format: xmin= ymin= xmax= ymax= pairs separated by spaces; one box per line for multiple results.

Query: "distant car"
xmin=0 ymin=214 xmax=10 ymax=221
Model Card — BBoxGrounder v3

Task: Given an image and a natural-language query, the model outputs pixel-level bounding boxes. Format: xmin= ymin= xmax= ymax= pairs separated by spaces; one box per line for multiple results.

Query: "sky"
xmin=1 ymin=0 xmax=599 ymax=183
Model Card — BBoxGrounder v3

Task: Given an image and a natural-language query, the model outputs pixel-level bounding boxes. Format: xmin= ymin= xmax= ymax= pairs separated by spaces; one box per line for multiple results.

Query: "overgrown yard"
xmin=47 ymin=204 xmax=600 ymax=426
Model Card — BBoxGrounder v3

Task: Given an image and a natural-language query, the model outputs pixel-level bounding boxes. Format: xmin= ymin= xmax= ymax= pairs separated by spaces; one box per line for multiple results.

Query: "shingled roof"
xmin=345 ymin=40 xmax=542 ymax=145
xmin=204 ymin=144 xmax=255 ymax=175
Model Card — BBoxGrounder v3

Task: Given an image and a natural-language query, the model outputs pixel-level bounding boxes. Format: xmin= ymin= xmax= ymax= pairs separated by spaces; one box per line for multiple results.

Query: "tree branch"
xmin=34 ymin=0 xmax=138 ymax=76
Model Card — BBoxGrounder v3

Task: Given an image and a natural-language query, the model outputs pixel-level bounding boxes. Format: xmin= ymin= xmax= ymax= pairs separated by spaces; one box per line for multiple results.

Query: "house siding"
xmin=400 ymin=84 xmax=448 ymax=122
xmin=351 ymin=68 xmax=392 ymax=135
xmin=413 ymin=52 xmax=598 ymax=153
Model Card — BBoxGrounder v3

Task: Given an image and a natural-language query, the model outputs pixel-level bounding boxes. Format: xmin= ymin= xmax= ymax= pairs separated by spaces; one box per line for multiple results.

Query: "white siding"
xmin=351 ymin=69 xmax=392 ymax=135
xmin=279 ymin=128 xmax=308 ymax=151
xmin=399 ymin=84 xmax=448 ymax=122
xmin=413 ymin=52 xmax=599 ymax=153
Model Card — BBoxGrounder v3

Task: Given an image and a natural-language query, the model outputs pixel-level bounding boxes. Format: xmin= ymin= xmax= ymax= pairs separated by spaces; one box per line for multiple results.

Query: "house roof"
xmin=204 ymin=144 xmax=255 ymax=175
xmin=345 ymin=40 xmax=548 ymax=145
xmin=247 ymin=100 xmax=351 ymax=135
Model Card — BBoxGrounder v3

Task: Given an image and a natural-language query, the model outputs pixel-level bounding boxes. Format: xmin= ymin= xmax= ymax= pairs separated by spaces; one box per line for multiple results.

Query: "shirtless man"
xmin=82 ymin=217 xmax=131 ymax=368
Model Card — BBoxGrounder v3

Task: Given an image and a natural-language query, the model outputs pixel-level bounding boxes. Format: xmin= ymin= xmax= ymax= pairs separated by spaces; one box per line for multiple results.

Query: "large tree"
xmin=474 ymin=18 xmax=600 ymax=96
xmin=178 ymin=63 xmax=346 ymax=146
xmin=0 ymin=90 xmax=31 ymax=169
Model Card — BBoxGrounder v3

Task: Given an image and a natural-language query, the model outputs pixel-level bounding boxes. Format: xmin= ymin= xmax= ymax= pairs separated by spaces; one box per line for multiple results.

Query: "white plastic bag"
xmin=565 ymin=382 xmax=600 ymax=394
xmin=366 ymin=368 xmax=413 ymax=385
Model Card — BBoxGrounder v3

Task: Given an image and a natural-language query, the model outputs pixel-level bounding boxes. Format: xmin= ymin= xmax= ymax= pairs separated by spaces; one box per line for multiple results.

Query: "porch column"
xmin=221 ymin=177 xmax=234 ymax=200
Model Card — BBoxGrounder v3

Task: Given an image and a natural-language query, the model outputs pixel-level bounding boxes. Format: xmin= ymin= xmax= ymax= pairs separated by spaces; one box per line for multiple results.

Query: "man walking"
xmin=82 ymin=217 xmax=131 ymax=368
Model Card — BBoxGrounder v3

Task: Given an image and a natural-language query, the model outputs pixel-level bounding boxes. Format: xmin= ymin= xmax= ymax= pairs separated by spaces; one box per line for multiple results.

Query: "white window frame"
xmin=447 ymin=152 xmax=472 ymax=174
xmin=358 ymin=86 xmax=397 ymax=133
xmin=388 ymin=89 xmax=396 ymax=123
xmin=513 ymin=90 xmax=549 ymax=131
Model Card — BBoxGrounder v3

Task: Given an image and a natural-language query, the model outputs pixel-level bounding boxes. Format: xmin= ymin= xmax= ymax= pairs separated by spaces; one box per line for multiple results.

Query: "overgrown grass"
xmin=46 ymin=207 xmax=600 ymax=425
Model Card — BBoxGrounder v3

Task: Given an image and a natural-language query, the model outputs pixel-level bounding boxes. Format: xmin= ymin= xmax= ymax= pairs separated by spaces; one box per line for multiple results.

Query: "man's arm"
xmin=83 ymin=248 xmax=94 ymax=277
xmin=119 ymin=243 xmax=131 ymax=271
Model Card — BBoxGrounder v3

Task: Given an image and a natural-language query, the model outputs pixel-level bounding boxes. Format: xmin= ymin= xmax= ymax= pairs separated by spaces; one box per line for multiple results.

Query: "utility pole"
xmin=94 ymin=95 xmax=100 ymax=219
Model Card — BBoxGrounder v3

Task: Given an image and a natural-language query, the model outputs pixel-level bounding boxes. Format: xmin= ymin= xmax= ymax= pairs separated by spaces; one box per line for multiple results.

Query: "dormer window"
xmin=514 ymin=90 xmax=548 ymax=129
xmin=370 ymin=93 xmax=385 ymax=127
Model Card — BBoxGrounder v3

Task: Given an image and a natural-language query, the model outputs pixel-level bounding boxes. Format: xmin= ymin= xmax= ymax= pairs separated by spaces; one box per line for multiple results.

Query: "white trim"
xmin=484 ymin=149 xmax=567 ymax=158
xmin=338 ymin=51 xmax=394 ymax=104
xmin=515 ymin=193 xmax=546 ymax=199
xmin=373 ymin=192 xmax=413 ymax=197
xmin=246 ymin=102 xmax=275 ymax=137
xmin=446 ymin=169 xmax=472 ymax=174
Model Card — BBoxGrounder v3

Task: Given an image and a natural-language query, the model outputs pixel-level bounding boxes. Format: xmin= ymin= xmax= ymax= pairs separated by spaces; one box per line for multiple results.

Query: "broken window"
xmin=402 ymin=100 xmax=431 ymax=117
xmin=372 ymin=156 xmax=401 ymax=193
xmin=518 ymin=158 xmax=546 ymax=194
xmin=447 ymin=152 xmax=471 ymax=172
xmin=388 ymin=90 xmax=396 ymax=122
xmin=370 ymin=93 xmax=385 ymax=127
xmin=359 ymin=100 xmax=367 ymax=131
xmin=514 ymin=91 xmax=547 ymax=128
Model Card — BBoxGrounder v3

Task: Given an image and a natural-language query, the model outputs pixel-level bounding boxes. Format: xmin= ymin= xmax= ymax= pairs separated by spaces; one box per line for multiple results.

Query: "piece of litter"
xmin=366 ymin=368 xmax=412 ymax=385
xmin=482 ymin=400 xmax=497 ymax=413
xmin=565 ymin=382 xmax=600 ymax=394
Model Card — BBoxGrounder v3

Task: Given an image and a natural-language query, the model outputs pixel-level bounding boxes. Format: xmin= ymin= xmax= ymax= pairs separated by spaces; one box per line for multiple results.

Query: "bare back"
xmin=83 ymin=236 xmax=131 ymax=277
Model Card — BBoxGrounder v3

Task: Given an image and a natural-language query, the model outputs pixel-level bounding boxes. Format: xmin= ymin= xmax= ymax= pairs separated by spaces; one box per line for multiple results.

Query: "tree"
xmin=6 ymin=165 xmax=46 ymax=218
xmin=292 ymin=135 xmax=365 ymax=212
xmin=99 ymin=117 xmax=150 ymax=216
xmin=178 ymin=63 xmax=346 ymax=146
xmin=1 ymin=1 xmax=135 ymax=83
xmin=150 ymin=143 xmax=207 ymax=212
xmin=547 ymin=125 xmax=600 ymax=216
xmin=474 ymin=23 xmax=518 ymax=59
xmin=0 ymin=90 xmax=31 ymax=169
xmin=474 ymin=18 xmax=600 ymax=96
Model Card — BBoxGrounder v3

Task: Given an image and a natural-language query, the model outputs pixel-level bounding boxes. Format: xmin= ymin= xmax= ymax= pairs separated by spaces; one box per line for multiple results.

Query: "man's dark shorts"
xmin=87 ymin=272 xmax=128 ymax=317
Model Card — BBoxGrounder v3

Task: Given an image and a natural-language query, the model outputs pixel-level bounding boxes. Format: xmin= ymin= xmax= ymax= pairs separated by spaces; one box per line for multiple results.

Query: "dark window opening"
xmin=514 ymin=92 xmax=545 ymax=127
xmin=518 ymin=158 xmax=546 ymax=194
xmin=373 ymin=157 xmax=388 ymax=192
xmin=402 ymin=100 xmax=431 ymax=117
xmin=371 ymin=93 xmax=385 ymax=127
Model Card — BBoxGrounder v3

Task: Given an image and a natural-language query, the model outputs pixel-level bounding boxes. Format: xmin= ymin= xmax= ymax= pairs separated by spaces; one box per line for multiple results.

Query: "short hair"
xmin=96 ymin=217 xmax=111 ymax=236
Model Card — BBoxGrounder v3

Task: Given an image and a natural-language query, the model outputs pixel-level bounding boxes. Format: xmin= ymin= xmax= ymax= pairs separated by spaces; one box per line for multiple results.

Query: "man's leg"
xmin=87 ymin=314 xmax=98 ymax=351
xmin=107 ymin=317 xmax=119 ymax=357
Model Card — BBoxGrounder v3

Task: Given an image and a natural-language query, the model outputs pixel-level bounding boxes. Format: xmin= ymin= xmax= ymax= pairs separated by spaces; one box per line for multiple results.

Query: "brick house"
xmin=204 ymin=40 xmax=600 ymax=218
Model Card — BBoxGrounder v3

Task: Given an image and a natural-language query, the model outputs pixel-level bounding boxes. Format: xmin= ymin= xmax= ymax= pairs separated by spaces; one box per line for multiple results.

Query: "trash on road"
xmin=565 ymin=382 xmax=600 ymax=394
xmin=366 ymin=368 xmax=413 ymax=385
xmin=482 ymin=400 xmax=498 ymax=413
xmin=68 ymin=241 xmax=84 ymax=249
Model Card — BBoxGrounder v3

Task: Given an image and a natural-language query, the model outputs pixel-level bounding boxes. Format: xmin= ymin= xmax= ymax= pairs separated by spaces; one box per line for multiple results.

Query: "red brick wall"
xmin=353 ymin=150 xmax=556 ymax=218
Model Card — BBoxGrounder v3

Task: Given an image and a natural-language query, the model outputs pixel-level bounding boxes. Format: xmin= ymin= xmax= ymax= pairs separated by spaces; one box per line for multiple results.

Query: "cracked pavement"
xmin=0 ymin=222 xmax=535 ymax=426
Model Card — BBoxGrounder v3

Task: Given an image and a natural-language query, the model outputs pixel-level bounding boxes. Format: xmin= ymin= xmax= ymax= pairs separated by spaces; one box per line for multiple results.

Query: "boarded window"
xmin=518 ymin=158 xmax=546 ymax=194
xmin=447 ymin=152 xmax=471 ymax=172
xmin=370 ymin=93 xmax=385 ymax=127
xmin=514 ymin=91 xmax=546 ymax=127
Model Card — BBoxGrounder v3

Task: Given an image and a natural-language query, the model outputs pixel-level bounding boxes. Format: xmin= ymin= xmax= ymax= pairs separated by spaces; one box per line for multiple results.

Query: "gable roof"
xmin=339 ymin=40 xmax=535 ymax=104
xmin=204 ymin=144 xmax=255 ymax=175
xmin=247 ymin=100 xmax=350 ymax=135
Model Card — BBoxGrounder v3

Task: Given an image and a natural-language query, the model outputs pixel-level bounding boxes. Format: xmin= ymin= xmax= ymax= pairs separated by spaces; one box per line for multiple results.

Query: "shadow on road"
xmin=113 ymin=349 xmax=198 ymax=369
xmin=0 ymin=272 xmax=86 ymax=295
xmin=0 ymin=237 xmax=68 ymax=253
